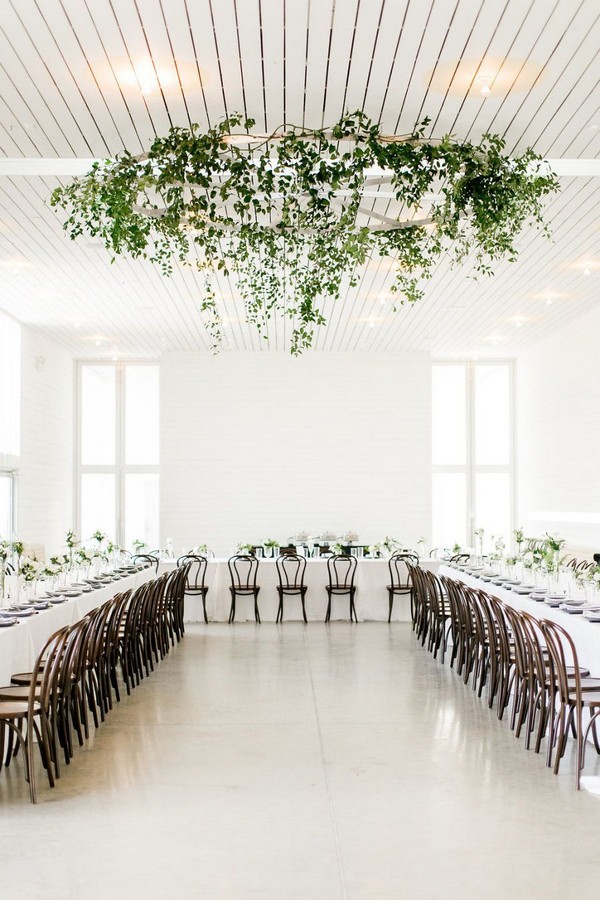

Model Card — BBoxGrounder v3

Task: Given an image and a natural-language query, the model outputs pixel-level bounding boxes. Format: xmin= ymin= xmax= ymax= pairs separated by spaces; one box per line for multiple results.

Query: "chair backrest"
xmin=133 ymin=553 xmax=159 ymax=573
xmin=539 ymin=618 xmax=583 ymax=704
xmin=449 ymin=552 xmax=470 ymax=563
xmin=276 ymin=553 xmax=306 ymax=590
xmin=228 ymin=554 xmax=259 ymax=589
xmin=327 ymin=554 xmax=357 ymax=589
xmin=388 ymin=552 xmax=419 ymax=589
xmin=177 ymin=554 xmax=208 ymax=590
xmin=29 ymin=625 xmax=72 ymax=717
xmin=278 ymin=545 xmax=297 ymax=556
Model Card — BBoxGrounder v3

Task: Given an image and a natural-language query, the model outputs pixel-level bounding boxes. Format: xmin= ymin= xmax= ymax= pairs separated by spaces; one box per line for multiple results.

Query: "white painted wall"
xmin=18 ymin=328 xmax=74 ymax=558
xmin=517 ymin=305 xmax=600 ymax=556
xmin=161 ymin=352 xmax=431 ymax=556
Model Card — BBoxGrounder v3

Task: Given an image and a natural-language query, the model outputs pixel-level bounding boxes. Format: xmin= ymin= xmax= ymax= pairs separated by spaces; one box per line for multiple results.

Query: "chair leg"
xmin=202 ymin=591 xmax=208 ymax=624
xmin=388 ymin=589 xmax=393 ymax=623
xmin=228 ymin=594 xmax=235 ymax=624
xmin=254 ymin=591 xmax=261 ymax=624
xmin=301 ymin=591 xmax=307 ymax=624
xmin=325 ymin=591 xmax=331 ymax=623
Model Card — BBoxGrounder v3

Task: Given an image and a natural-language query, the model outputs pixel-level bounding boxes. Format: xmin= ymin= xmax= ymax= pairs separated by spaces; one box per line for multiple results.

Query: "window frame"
xmin=432 ymin=359 xmax=515 ymax=548
xmin=75 ymin=360 xmax=160 ymax=548
xmin=0 ymin=468 xmax=17 ymax=538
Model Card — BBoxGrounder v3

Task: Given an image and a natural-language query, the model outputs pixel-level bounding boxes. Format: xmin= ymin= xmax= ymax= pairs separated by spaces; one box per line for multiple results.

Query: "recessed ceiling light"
xmin=584 ymin=266 xmax=591 ymax=276
xmin=546 ymin=295 xmax=553 ymax=305
xmin=89 ymin=57 xmax=206 ymax=97
xmin=368 ymin=320 xmax=376 ymax=329
xmin=515 ymin=321 xmax=523 ymax=328
xmin=426 ymin=57 xmax=544 ymax=98
xmin=477 ymin=76 xmax=492 ymax=96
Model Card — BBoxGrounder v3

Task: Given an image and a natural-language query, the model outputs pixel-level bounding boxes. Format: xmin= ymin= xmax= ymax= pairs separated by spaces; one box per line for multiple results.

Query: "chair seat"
xmin=277 ymin=586 xmax=307 ymax=594
xmin=327 ymin=586 xmax=355 ymax=593
xmin=185 ymin=587 xmax=208 ymax=596
xmin=10 ymin=672 xmax=42 ymax=686
xmin=0 ymin=685 xmax=42 ymax=702
xmin=386 ymin=584 xmax=411 ymax=592
xmin=567 ymin=690 xmax=600 ymax=706
xmin=0 ymin=700 xmax=40 ymax=718
xmin=230 ymin=586 xmax=260 ymax=594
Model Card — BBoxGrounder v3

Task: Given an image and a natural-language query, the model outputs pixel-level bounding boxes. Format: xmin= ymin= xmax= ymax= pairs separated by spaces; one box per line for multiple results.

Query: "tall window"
xmin=0 ymin=310 xmax=20 ymax=538
xmin=77 ymin=362 xmax=159 ymax=551
xmin=432 ymin=361 xmax=514 ymax=551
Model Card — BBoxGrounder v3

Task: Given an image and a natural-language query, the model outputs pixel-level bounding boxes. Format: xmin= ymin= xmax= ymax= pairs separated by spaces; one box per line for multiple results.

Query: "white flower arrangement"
xmin=19 ymin=555 xmax=41 ymax=581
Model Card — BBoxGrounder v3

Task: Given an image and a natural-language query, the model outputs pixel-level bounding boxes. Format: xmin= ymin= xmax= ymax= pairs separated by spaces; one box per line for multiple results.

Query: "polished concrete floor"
xmin=1 ymin=623 xmax=600 ymax=899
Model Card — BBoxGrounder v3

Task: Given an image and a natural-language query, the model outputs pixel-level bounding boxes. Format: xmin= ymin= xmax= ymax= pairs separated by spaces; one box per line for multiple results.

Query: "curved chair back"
xmin=449 ymin=552 xmax=470 ymax=563
xmin=133 ymin=553 xmax=159 ymax=574
xmin=177 ymin=554 xmax=208 ymax=592
xmin=327 ymin=553 xmax=357 ymax=589
xmin=276 ymin=553 xmax=306 ymax=591
xmin=228 ymin=554 xmax=259 ymax=590
xmin=278 ymin=544 xmax=297 ymax=556
xmin=388 ymin=552 xmax=419 ymax=589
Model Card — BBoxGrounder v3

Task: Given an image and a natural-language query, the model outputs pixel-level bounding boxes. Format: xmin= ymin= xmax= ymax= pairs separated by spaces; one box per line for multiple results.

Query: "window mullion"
xmin=116 ymin=363 xmax=125 ymax=548
xmin=467 ymin=361 xmax=475 ymax=547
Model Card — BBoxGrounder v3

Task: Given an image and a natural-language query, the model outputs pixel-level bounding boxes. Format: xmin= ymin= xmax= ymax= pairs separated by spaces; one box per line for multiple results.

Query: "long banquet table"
xmin=440 ymin=564 xmax=600 ymax=678
xmin=159 ymin=557 xmax=441 ymax=623
xmin=0 ymin=567 xmax=155 ymax=687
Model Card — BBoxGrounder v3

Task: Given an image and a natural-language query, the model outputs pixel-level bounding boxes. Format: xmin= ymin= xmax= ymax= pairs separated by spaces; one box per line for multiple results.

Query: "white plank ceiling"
xmin=0 ymin=0 xmax=599 ymax=358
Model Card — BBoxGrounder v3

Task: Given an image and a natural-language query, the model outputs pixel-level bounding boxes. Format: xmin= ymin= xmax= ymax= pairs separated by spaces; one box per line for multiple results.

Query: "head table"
xmin=0 ymin=568 xmax=155 ymax=688
xmin=440 ymin=564 xmax=600 ymax=678
xmin=158 ymin=557 xmax=441 ymax=623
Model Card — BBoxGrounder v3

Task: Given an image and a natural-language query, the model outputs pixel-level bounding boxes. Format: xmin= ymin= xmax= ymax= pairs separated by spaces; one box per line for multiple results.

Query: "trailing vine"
xmin=51 ymin=112 xmax=559 ymax=354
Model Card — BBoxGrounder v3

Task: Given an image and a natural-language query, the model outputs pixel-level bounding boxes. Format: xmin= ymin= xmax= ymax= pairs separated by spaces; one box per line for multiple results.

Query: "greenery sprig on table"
xmin=50 ymin=111 xmax=558 ymax=354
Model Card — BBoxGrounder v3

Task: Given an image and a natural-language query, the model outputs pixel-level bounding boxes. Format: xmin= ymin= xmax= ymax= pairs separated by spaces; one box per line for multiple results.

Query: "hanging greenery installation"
xmin=51 ymin=111 xmax=559 ymax=353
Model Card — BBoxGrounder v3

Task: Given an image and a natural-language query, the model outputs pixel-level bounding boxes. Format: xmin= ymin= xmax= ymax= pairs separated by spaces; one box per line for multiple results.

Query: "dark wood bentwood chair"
xmin=276 ymin=554 xmax=308 ymax=623
xmin=325 ymin=554 xmax=358 ymax=623
xmin=387 ymin=551 xmax=419 ymax=623
xmin=133 ymin=553 xmax=159 ymax=574
xmin=228 ymin=554 xmax=261 ymax=623
xmin=177 ymin=554 xmax=209 ymax=623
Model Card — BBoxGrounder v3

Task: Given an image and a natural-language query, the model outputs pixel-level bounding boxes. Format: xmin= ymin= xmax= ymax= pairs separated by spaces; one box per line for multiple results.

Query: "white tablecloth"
xmin=0 ymin=568 xmax=154 ymax=686
xmin=159 ymin=558 xmax=441 ymax=623
xmin=440 ymin=565 xmax=600 ymax=678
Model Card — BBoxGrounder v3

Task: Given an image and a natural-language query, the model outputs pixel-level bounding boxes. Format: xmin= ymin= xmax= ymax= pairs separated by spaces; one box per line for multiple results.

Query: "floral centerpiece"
xmin=262 ymin=538 xmax=279 ymax=558
xmin=474 ymin=528 xmax=485 ymax=559
xmin=236 ymin=543 xmax=255 ymax=555
xmin=382 ymin=536 xmax=401 ymax=556
xmin=190 ymin=543 xmax=214 ymax=558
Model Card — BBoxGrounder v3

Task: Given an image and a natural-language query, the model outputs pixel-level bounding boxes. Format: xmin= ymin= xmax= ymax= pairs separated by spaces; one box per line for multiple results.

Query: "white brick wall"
xmin=18 ymin=327 xmax=74 ymax=558
xmin=517 ymin=305 xmax=600 ymax=556
xmin=161 ymin=351 xmax=432 ymax=556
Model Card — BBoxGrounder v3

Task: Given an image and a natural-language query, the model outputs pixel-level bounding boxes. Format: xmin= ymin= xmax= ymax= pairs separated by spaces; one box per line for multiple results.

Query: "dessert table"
xmin=440 ymin=564 xmax=600 ymax=677
xmin=159 ymin=557 xmax=441 ymax=623
xmin=0 ymin=567 xmax=155 ymax=686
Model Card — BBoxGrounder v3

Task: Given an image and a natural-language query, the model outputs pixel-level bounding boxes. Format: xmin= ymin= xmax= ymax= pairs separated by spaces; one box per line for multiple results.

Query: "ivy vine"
xmin=51 ymin=112 xmax=559 ymax=354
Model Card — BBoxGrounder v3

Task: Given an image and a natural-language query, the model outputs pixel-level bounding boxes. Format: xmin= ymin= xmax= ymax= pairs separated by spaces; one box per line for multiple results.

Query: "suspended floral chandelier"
xmin=51 ymin=111 xmax=558 ymax=353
